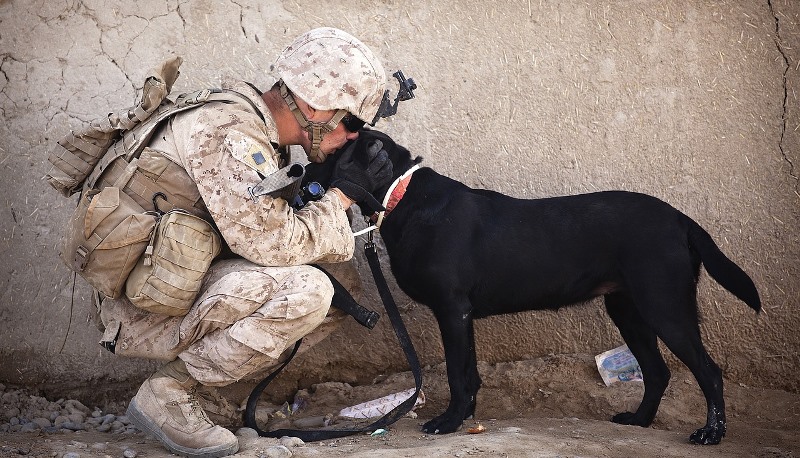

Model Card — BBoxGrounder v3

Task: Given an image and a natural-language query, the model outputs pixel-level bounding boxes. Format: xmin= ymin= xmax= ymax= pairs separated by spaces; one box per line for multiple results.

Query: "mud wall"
xmin=1 ymin=0 xmax=798 ymax=404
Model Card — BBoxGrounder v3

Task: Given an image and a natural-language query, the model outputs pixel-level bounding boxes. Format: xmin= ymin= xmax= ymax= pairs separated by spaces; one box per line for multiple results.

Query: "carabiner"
xmin=152 ymin=192 xmax=168 ymax=215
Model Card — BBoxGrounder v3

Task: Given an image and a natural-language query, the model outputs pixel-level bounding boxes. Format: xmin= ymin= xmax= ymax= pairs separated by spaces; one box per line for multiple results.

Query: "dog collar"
xmin=352 ymin=164 xmax=420 ymax=237
xmin=376 ymin=164 xmax=420 ymax=228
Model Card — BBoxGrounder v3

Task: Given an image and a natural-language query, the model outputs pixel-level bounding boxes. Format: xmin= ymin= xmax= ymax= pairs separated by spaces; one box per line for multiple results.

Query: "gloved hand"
xmin=331 ymin=139 xmax=394 ymax=213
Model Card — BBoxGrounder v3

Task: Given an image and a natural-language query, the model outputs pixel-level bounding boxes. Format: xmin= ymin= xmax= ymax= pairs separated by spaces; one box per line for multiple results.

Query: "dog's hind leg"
xmin=423 ymin=300 xmax=478 ymax=434
xmin=653 ymin=310 xmax=726 ymax=445
xmin=626 ymin=270 xmax=727 ymax=445
xmin=605 ymin=292 xmax=671 ymax=427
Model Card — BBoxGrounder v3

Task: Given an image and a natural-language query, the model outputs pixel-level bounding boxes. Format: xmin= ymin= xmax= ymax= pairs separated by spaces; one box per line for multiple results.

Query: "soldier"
xmin=98 ymin=28 xmax=396 ymax=457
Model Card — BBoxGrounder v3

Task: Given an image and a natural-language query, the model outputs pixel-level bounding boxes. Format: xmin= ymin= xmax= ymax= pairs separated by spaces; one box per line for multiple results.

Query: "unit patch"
xmin=225 ymin=131 xmax=277 ymax=175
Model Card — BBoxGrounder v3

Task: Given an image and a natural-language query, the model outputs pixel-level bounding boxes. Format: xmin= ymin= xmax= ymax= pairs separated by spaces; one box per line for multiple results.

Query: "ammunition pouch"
xmin=125 ymin=209 xmax=221 ymax=316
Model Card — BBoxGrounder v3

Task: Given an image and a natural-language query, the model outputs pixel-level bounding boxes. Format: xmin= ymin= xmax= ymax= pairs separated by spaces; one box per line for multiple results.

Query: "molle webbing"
xmin=47 ymin=56 xmax=184 ymax=198
xmin=83 ymin=88 xmax=263 ymax=217
xmin=85 ymin=89 xmax=259 ymax=191
xmin=96 ymin=152 xmax=205 ymax=216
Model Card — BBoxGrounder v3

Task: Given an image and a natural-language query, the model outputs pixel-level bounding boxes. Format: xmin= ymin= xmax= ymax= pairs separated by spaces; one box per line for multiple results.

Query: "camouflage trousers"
xmin=99 ymin=258 xmax=361 ymax=386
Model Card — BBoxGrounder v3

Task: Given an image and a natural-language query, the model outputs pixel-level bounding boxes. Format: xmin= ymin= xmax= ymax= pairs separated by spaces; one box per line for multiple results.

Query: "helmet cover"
xmin=274 ymin=27 xmax=387 ymax=123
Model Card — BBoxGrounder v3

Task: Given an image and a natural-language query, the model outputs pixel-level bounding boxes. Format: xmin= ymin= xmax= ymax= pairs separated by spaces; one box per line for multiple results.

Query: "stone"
xmin=279 ymin=436 xmax=305 ymax=448
xmin=32 ymin=417 xmax=52 ymax=429
xmin=235 ymin=427 xmax=259 ymax=438
xmin=261 ymin=445 xmax=292 ymax=458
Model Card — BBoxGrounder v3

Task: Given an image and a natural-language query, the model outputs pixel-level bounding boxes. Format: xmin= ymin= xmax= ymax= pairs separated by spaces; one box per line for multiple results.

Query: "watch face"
xmin=307 ymin=182 xmax=324 ymax=197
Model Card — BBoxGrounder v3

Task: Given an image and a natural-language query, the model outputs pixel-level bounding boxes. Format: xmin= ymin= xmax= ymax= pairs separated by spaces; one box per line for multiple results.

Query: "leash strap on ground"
xmin=243 ymin=241 xmax=423 ymax=442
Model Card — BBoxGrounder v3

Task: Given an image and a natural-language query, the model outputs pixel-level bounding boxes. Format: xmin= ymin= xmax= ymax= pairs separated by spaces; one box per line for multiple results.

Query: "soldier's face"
xmin=303 ymin=115 xmax=361 ymax=163
xmin=297 ymin=100 xmax=362 ymax=162
xmin=316 ymin=123 xmax=360 ymax=160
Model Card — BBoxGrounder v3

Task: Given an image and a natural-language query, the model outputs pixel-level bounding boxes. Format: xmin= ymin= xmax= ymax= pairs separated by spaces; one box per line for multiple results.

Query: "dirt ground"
xmin=2 ymin=353 xmax=798 ymax=457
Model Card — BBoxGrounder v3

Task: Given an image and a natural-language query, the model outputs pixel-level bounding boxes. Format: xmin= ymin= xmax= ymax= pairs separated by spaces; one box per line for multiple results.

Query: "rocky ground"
xmin=2 ymin=353 xmax=798 ymax=457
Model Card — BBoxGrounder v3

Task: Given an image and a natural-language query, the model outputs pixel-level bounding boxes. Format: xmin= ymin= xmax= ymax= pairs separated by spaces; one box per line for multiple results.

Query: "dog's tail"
xmin=688 ymin=218 xmax=761 ymax=313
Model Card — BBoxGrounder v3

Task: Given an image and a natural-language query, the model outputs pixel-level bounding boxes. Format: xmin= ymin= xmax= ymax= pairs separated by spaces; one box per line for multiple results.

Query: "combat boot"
xmin=126 ymin=359 xmax=239 ymax=458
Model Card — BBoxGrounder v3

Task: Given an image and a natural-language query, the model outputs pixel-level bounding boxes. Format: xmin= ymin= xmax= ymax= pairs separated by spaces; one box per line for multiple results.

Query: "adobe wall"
xmin=0 ymin=1 xmax=797 ymax=405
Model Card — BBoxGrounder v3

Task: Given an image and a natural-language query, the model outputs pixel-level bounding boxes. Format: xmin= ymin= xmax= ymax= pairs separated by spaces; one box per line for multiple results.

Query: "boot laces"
xmin=186 ymin=387 xmax=212 ymax=424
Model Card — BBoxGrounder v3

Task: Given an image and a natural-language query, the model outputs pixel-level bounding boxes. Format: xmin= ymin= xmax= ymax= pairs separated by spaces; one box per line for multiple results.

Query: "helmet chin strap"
xmin=280 ymin=81 xmax=347 ymax=162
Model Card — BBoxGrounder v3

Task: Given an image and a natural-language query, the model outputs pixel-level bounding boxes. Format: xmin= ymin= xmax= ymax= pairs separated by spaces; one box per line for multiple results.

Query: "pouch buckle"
xmin=99 ymin=320 xmax=121 ymax=354
xmin=73 ymin=245 xmax=89 ymax=271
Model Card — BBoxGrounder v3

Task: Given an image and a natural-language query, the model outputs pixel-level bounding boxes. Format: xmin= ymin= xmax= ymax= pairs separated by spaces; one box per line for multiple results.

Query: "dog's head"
xmin=303 ymin=129 xmax=422 ymax=215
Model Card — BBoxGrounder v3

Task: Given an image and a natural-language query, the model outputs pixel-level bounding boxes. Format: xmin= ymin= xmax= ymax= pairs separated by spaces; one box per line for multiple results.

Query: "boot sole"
xmin=127 ymin=399 xmax=239 ymax=458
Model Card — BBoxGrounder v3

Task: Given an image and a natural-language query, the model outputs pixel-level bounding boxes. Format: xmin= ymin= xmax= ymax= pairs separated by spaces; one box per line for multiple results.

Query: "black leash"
xmin=314 ymin=264 xmax=380 ymax=330
xmin=244 ymin=234 xmax=423 ymax=441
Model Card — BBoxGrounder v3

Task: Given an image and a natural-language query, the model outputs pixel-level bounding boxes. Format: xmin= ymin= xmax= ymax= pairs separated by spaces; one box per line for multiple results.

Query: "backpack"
xmin=47 ymin=57 xmax=242 ymax=311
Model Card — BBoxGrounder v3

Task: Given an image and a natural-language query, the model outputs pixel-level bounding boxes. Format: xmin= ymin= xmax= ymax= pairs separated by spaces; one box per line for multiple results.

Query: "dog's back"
xmin=381 ymin=176 xmax=745 ymax=316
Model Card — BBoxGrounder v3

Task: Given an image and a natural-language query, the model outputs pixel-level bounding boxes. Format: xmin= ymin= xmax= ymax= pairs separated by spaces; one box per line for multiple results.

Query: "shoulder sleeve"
xmin=186 ymin=104 xmax=354 ymax=266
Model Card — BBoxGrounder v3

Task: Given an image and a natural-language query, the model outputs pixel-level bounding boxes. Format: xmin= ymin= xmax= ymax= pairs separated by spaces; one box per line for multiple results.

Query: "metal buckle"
xmin=364 ymin=221 xmax=376 ymax=252
xmin=73 ymin=245 xmax=89 ymax=271
xmin=176 ymin=88 xmax=212 ymax=106
xmin=100 ymin=340 xmax=116 ymax=354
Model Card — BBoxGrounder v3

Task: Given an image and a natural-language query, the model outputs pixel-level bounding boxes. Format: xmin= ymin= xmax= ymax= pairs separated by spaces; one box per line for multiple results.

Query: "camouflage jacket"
xmin=147 ymin=81 xmax=355 ymax=266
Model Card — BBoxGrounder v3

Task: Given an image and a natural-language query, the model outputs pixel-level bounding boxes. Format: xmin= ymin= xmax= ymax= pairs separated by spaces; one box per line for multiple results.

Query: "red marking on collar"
xmin=384 ymin=173 xmax=414 ymax=218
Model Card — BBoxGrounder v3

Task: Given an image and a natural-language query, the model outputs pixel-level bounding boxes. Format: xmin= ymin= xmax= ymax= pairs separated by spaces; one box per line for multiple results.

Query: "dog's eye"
xmin=341 ymin=114 xmax=366 ymax=133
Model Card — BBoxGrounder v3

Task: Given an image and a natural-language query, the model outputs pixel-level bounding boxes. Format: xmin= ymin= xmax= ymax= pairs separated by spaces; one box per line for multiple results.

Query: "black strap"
xmin=314 ymin=265 xmax=380 ymax=329
xmin=243 ymin=240 xmax=423 ymax=441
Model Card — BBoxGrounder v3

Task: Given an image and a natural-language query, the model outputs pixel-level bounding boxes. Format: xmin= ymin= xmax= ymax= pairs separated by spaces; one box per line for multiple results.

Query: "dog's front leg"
xmin=423 ymin=305 xmax=477 ymax=434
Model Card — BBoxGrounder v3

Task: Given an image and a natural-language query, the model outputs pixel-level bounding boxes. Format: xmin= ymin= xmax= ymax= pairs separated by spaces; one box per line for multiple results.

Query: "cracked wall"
xmin=1 ymin=0 xmax=798 ymax=405
xmin=770 ymin=0 xmax=799 ymax=186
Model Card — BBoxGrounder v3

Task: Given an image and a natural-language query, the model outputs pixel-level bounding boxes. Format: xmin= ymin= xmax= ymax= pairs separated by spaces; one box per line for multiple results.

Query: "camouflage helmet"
xmin=274 ymin=27 xmax=387 ymax=124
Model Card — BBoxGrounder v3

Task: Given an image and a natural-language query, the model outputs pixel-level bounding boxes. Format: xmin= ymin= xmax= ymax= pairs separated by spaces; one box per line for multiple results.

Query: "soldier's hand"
xmin=331 ymin=139 xmax=393 ymax=213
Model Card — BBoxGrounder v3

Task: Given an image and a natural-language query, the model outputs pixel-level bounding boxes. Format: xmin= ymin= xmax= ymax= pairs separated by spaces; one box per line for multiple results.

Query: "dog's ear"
xmin=354 ymin=138 xmax=373 ymax=167
xmin=414 ymin=156 xmax=423 ymax=164
xmin=354 ymin=129 xmax=398 ymax=167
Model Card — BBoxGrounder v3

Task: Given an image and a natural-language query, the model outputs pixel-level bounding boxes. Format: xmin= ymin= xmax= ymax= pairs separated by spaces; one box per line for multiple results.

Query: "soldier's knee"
xmin=298 ymin=265 xmax=335 ymax=310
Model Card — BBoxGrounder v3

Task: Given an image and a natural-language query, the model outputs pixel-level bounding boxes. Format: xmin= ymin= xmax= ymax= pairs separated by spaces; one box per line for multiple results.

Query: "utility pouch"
xmin=46 ymin=127 xmax=119 ymax=197
xmin=125 ymin=209 xmax=221 ymax=316
xmin=61 ymin=186 xmax=158 ymax=298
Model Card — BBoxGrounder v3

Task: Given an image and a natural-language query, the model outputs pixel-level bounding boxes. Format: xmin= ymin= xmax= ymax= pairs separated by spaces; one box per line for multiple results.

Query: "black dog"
xmin=305 ymin=130 xmax=761 ymax=445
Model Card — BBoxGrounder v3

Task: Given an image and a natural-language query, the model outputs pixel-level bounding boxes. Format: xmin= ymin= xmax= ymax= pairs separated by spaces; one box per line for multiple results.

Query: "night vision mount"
xmin=370 ymin=70 xmax=417 ymax=125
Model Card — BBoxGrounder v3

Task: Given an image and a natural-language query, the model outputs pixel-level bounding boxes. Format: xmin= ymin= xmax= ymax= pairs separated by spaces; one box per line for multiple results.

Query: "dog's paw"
xmin=689 ymin=424 xmax=726 ymax=445
xmin=422 ymin=414 xmax=463 ymax=434
xmin=611 ymin=411 xmax=637 ymax=425
xmin=611 ymin=411 xmax=650 ymax=427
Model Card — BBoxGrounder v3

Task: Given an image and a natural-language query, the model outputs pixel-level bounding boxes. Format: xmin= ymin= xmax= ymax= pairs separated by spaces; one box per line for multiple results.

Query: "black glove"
xmin=331 ymin=139 xmax=394 ymax=213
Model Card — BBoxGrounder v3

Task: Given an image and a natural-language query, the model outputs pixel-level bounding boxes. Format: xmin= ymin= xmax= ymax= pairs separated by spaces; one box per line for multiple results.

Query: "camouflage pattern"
xmin=101 ymin=254 xmax=359 ymax=386
xmin=274 ymin=27 xmax=387 ymax=123
xmin=100 ymin=80 xmax=361 ymax=386
xmin=150 ymin=80 xmax=355 ymax=266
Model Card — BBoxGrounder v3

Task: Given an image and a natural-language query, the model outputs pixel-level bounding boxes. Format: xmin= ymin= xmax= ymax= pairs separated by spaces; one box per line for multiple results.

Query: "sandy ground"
xmin=2 ymin=353 xmax=798 ymax=457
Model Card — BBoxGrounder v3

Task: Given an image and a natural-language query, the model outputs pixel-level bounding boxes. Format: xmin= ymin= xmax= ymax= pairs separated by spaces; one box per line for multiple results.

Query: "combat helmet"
xmin=274 ymin=27 xmax=387 ymax=162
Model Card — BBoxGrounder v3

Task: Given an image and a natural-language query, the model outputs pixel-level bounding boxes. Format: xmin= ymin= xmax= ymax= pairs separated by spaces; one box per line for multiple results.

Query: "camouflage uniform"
xmin=101 ymin=80 xmax=359 ymax=386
